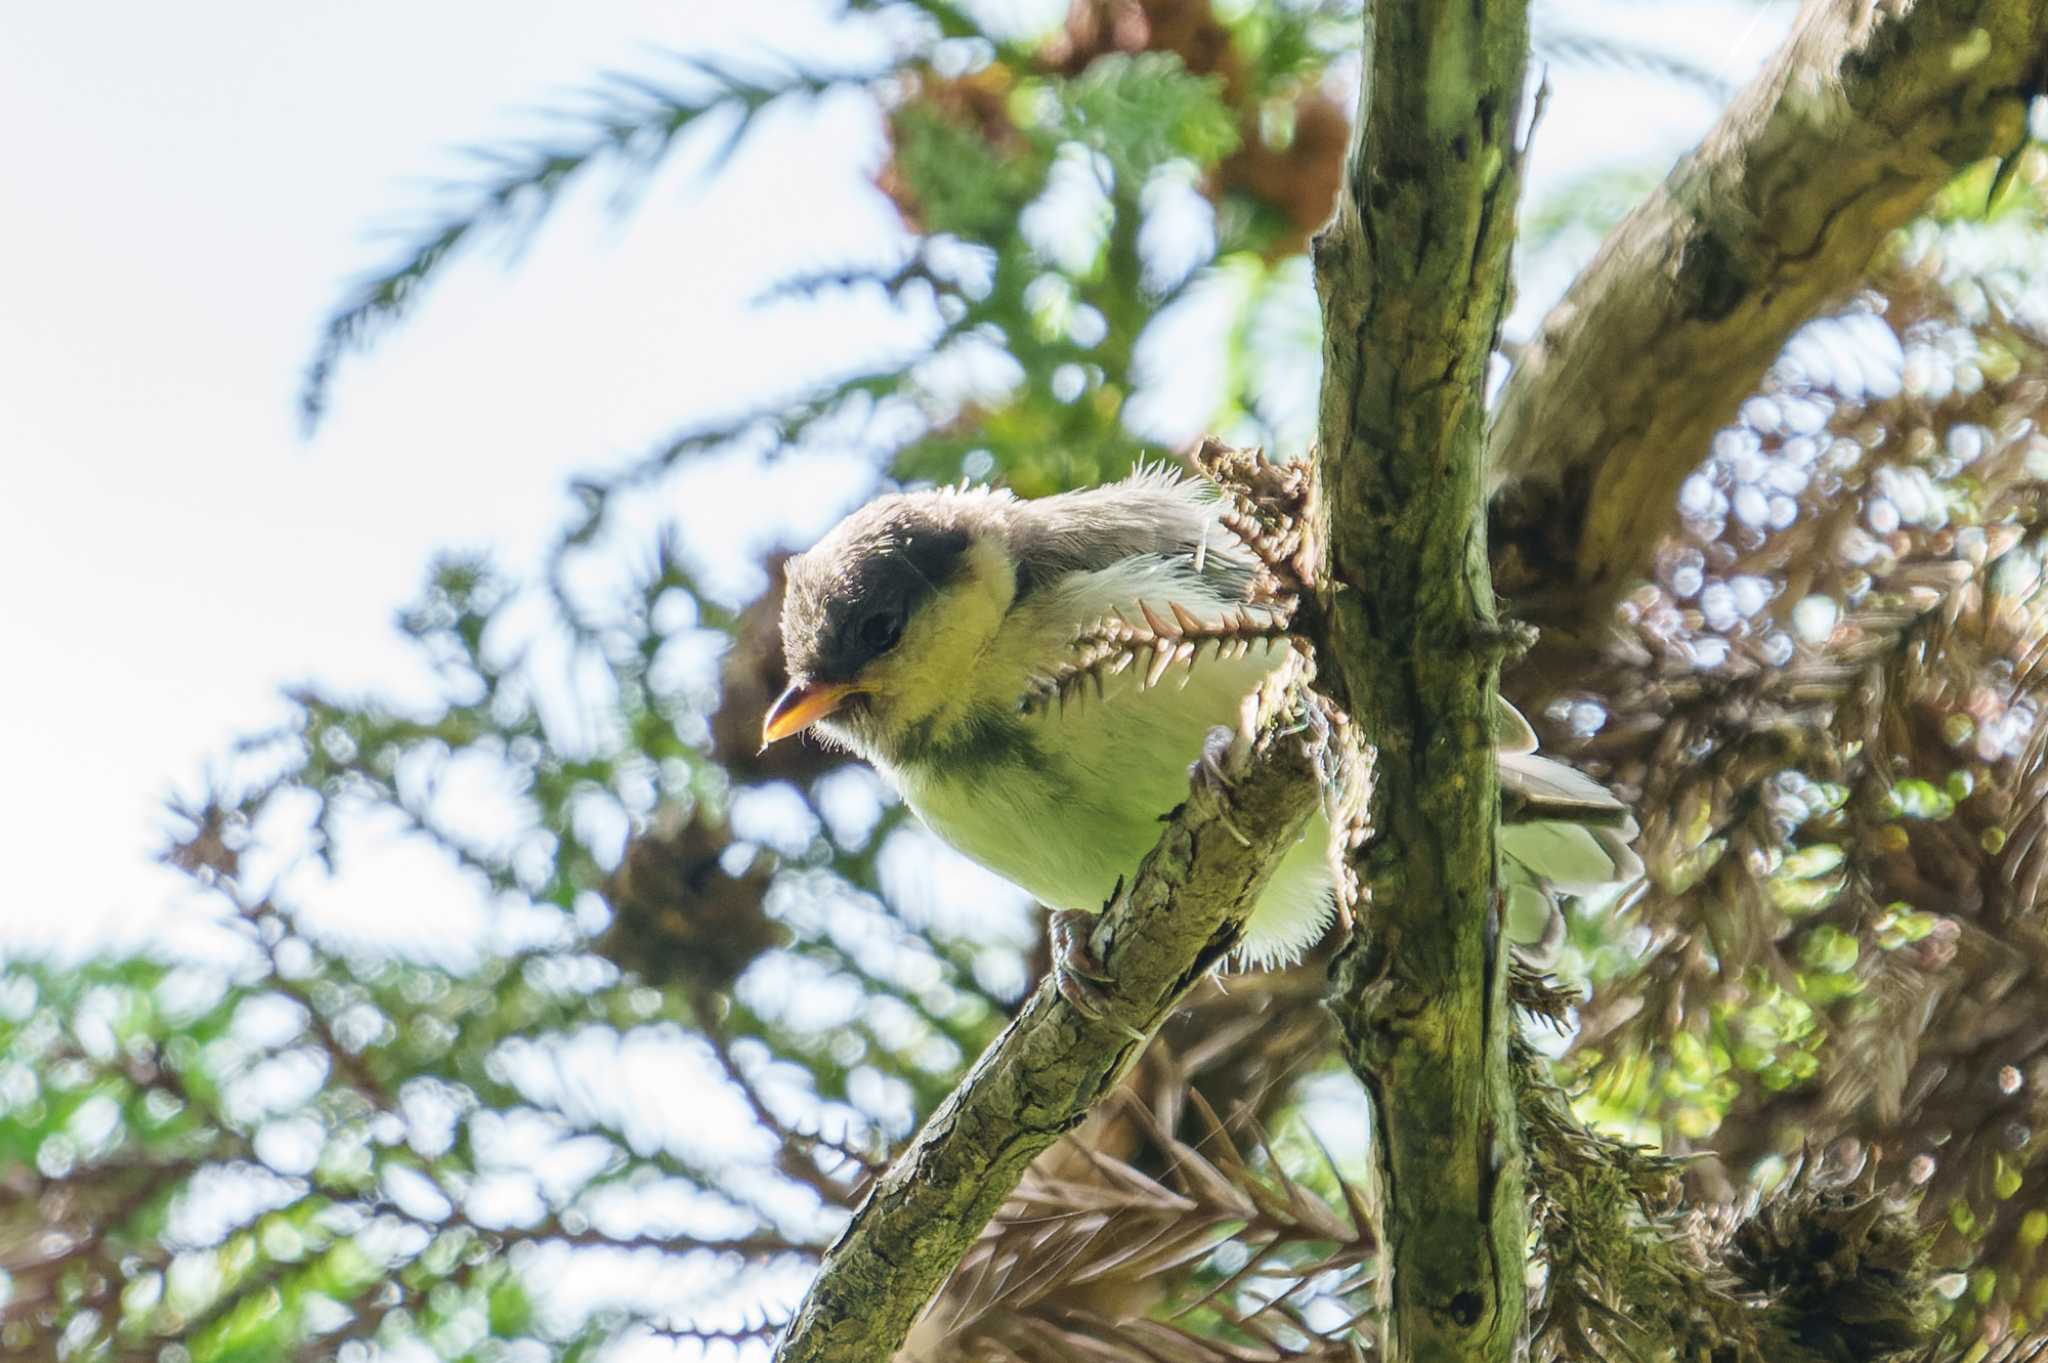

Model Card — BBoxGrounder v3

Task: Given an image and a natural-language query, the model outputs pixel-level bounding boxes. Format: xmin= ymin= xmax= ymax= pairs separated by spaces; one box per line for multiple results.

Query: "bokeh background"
xmin=14 ymin=0 xmax=2048 ymax=1359
xmin=2 ymin=0 xmax=1772 ymax=958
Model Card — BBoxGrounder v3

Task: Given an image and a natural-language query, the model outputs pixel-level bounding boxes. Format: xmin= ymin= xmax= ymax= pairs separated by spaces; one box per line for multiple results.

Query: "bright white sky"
xmin=0 ymin=1 xmax=902 ymax=953
xmin=0 ymin=0 xmax=1788 ymax=956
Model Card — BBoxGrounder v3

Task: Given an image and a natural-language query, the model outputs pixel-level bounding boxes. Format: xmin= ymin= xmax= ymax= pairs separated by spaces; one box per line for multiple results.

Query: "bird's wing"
xmin=1005 ymin=465 xmax=1257 ymax=601
xmin=1498 ymin=747 xmax=1630 ymax=816
xmin=1496 ymin=713 xmax=1643 ymax=881
xmin=1501 ymin=818 xmax=1643 ymax=891
xmin=1492 ymin=695 xmax=1541 ymax=755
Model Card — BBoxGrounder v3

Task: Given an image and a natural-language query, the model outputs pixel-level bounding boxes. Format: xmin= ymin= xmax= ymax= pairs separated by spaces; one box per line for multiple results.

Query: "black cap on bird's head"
xmin=761 ymin=493 xmax=990 ymax=746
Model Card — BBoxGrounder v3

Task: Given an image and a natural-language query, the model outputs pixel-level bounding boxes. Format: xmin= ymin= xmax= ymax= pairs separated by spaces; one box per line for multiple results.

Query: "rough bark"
xmin=771 ymin=672 xmax=1322 ymax=1363
xmin=1492 ymin=0 xmax=2047 ymax=611
xmin=1310 ymin=1 xmax=1533 ymax=1360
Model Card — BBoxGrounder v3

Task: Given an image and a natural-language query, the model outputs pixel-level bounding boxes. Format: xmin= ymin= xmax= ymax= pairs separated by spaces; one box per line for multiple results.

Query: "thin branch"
xmin=772 ymin=666 xmax=1325 ymax=1363
xmin=687 ymin=981 xmax=874 ymax=1210
xmin=520 ymin=1218 xmax=816 ymax=1262
xmin=300 ymin=58 xmax=881 ymax=428
xmin=1492 ymin=0 xmax=2048 ymax=609
xmin=1530 ymin=25 xmax=1736 ymax=102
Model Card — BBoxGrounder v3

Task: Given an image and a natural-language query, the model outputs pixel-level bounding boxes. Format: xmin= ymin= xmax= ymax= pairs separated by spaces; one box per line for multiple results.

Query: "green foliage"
xmin=28 ymin=1 xmax=1363 ymax=1346
xmin=0 ymin=521 xmax=1018 ymax=1358
xmin=1054 ymin=53 xmax=1241 ymax=179
xmin=1532 ymin=139 xmax=2048 ymax=1356
xmin=18 ymin=2 xmax=2048 ymax=1361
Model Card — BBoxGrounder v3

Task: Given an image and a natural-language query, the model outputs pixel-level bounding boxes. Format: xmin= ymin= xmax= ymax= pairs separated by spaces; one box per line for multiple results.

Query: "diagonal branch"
xmin=771 ymin=667 xmax=1324 ymax=1363
xmin=1492 ymin=0 xmax=2047 ymax=609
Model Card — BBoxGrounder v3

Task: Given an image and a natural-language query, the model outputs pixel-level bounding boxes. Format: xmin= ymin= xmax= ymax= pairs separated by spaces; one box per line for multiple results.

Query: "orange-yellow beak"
xmin=761 ymin=678 xmax=859 ymax=747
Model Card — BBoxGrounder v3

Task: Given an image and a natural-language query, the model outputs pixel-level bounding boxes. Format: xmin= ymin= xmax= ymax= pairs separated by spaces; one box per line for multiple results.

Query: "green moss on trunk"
xmin=1312 ymin=2 xmax=1533 ymax=1359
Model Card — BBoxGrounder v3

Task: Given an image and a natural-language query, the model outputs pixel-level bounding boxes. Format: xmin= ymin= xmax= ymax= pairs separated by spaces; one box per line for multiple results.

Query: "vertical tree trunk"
xmin=1313 ymin=3 xmax=1533 ymax=1359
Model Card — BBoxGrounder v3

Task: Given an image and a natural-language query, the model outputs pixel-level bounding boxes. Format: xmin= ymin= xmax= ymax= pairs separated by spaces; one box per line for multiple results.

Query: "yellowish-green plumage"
xmin=770 ymin=467 xmax=1638 ymax=969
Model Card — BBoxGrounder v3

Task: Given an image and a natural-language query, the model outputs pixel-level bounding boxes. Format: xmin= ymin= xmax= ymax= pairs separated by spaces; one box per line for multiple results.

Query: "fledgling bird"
xmin=761 ymin=466 xmax=1640 ymax=994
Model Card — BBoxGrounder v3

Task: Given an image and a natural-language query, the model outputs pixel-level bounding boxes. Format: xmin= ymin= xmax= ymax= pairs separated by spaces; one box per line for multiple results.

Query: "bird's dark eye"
xmin=859 ymin=611 xmax=903 ymax=654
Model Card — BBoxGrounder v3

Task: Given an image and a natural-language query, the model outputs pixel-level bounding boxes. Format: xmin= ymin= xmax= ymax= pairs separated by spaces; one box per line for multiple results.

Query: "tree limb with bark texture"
xmin=1493 ymin=0 xmax=2048 ymax=612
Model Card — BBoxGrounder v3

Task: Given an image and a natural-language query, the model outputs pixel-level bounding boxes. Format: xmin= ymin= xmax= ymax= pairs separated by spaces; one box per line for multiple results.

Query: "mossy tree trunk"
xmin=1311 ymin=2 xmax=1534 ymax=1360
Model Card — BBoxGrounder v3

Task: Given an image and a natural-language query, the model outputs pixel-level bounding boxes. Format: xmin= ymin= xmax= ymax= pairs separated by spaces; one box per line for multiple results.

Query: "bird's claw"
xmin=1194 ymin=723 xmax=1247 ymax=790
xmin=1049 ymin=908 xmax=1146 ymax=1042
xmin=1050 ymin=909 xmax=1115 ymax=1011
xmin=1192 ymin=724 xmax=1254 ymax=846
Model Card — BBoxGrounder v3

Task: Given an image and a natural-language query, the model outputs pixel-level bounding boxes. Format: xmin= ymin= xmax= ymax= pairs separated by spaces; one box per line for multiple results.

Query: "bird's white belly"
xmin=895 ymin=643 xmax=1337 ymax=966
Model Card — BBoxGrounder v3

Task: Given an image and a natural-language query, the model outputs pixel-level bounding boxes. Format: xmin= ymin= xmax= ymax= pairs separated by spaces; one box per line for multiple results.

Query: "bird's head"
xmin=762 ymin=489 xmax=1021 ymax=763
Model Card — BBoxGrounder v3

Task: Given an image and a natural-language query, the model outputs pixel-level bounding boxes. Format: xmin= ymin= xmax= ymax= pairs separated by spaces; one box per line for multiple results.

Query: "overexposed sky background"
xmin=2 ymin=0 xmax=1791 ymax=956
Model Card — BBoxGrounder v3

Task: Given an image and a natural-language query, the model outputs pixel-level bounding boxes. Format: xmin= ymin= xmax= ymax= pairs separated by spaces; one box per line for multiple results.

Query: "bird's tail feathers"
xmin=1498 ymin=747 xmax=1633 ymax=822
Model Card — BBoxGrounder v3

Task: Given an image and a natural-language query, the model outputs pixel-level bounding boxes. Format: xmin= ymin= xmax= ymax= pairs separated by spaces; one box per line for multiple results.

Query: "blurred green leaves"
xmin=29 ymin=1 xmax=2048 ymax=1360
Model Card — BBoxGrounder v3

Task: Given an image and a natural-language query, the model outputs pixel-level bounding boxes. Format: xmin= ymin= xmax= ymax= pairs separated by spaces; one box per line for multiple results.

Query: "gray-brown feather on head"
xmin=779 ymin=469 xmax=1255 ymax=683
xmin=779 ymin=491 xmax=998 ymax=683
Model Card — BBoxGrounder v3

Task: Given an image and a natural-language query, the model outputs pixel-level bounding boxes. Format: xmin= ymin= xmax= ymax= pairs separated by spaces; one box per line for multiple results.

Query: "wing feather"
xmin=1006 ymin=466 xmax=1255 ymax=601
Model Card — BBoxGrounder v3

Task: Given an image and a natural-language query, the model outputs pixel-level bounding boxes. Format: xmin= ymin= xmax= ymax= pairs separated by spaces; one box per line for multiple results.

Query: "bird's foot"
xmin=1194 ymin=722 xmax=1252 ymax=791
xmin=1048 ymin=908 xmax=1143 ymax=1041
xmin=1191 ymin=725 xmax=1253 ymax=846
xmin=1049 ymin=908 xmax=1114 ymax=1015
